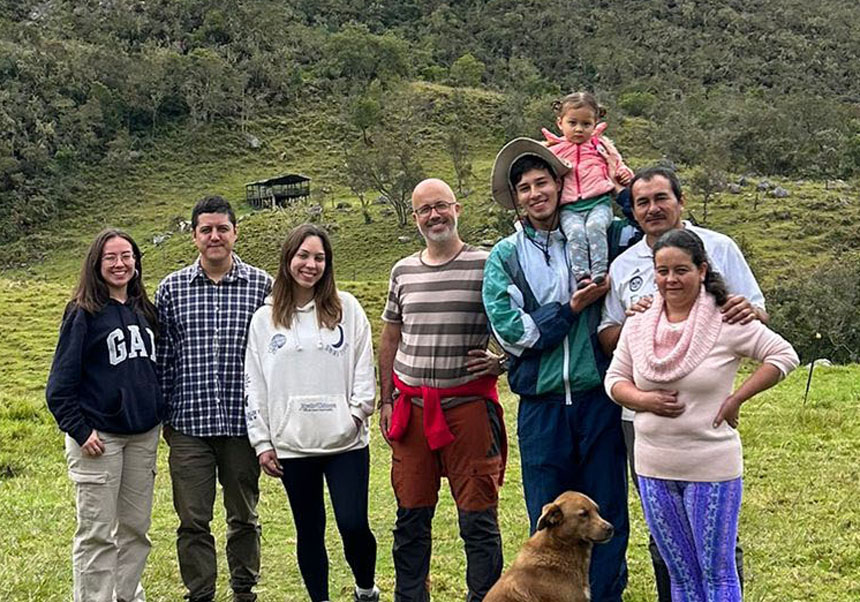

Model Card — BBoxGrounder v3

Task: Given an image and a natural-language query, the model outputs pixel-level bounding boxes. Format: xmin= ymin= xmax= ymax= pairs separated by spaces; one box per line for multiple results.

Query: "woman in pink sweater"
xmin=604 ymin=229 xmax=798 ymax=602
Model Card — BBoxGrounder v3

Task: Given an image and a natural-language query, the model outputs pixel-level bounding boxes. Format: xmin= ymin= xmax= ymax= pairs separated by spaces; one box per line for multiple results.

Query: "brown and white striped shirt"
xmin=382 ymin=245 xmax=489 ymax=406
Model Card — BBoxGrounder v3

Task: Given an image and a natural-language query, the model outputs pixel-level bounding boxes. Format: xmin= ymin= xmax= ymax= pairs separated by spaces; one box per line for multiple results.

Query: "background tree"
xmin=181 ymin=48 xmax=241 ymax=125
xmin=770 ymin=261 xmax=860 ymax=364
xmin=449 ymin=53 xmax=484 ymax=88
xmin=689 ymin=165 xmax=727 ymax=224
xmin=348 ymin=81 xmax=383 ymax=146
xmin=443 ymin=91 xmax=474 ymax=196
xmin=342 ymin=85 xmax=425 ymax=227
xmin=341 ymin=150 xmax=374 ymax=225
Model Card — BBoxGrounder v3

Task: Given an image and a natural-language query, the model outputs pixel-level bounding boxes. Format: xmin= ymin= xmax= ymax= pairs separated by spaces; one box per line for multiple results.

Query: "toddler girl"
xmin=542 ymin=91 xmax=633 ymax=288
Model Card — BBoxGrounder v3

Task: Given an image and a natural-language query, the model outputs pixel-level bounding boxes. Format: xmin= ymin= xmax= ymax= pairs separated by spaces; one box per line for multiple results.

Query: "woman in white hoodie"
xmin=244 ymin=224 xmax=379 ymax=602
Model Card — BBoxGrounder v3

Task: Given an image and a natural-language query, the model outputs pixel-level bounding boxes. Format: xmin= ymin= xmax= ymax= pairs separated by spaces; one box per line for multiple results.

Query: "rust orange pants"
xmin=390 ymin=399 xmax=502 ymax=512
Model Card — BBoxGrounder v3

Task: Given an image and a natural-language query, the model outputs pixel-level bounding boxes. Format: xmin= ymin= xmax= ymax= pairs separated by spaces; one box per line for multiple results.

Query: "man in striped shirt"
xmin=379 ymin=178 xmax=505 ymax=602
xmin=156 ymin=196 xmax=272 ymax=602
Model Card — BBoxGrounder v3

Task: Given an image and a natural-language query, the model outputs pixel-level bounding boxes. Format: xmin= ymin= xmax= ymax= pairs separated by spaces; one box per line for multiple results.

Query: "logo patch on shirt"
xmin=323 ymin=324 xmax=349 ymax=357
xmin=268 ymin=334 xmax=287 ymax=354
xmin=629 ymin=276 xmax=643 ymax=292
xmin=331 ymin=325 xmax=345 ymax=349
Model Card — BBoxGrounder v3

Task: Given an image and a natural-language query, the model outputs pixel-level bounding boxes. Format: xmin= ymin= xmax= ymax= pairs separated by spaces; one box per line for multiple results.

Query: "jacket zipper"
xmin=563 ymin=336 xmax=572 ymax=405
xmin=560 ymin=236 xmax=573 ymax=405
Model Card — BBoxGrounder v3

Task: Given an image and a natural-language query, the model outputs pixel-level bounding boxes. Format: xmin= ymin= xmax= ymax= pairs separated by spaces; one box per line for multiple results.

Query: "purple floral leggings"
xmin=638 ymin=476 xmax=743 ymax=602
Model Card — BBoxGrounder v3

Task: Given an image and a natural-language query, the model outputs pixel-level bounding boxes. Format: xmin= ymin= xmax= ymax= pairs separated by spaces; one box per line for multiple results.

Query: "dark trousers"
xmin=518 ymin=389 xmax=629 ymax=602
xmin=390 ymin=401 xmax=504 ymax=602
xmin=164 ymin=426 xmax=261 ymax=602
xmin=392 ymin=506 xmax=502 ymax=602
xmin=280 ymin=446 xmax=377 ymax=602
xmin=622 ymin=420 xmax=744 ymax=601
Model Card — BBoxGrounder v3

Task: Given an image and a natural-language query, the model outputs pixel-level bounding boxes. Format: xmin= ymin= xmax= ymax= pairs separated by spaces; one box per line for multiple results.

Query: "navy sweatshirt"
xmin=46 ymin=300 xmax=163 ymax=446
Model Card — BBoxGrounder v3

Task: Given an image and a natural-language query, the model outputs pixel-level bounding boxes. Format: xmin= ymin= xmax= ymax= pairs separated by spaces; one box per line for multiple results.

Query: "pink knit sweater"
xmin=605 ymin=294 xmax=799 ymax=482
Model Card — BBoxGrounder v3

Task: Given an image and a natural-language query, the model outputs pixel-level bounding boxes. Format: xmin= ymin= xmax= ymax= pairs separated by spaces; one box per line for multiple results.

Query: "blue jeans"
xmin=517 ymin=388 xmax=629 ymax=602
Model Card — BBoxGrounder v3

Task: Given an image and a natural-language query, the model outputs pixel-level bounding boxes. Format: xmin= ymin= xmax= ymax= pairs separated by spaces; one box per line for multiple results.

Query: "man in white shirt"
xmin=598 ymin=166 xmax=766 ymax=601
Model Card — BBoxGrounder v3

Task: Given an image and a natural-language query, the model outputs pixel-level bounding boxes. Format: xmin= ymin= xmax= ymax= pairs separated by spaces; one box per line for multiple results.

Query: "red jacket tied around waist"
xmin=388 ymin=372 xmax=508 ymax=485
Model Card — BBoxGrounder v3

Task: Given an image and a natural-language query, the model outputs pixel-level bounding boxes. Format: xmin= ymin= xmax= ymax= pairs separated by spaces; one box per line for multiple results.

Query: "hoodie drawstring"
xmin=289 ymin=303 xmax=325 ymax=351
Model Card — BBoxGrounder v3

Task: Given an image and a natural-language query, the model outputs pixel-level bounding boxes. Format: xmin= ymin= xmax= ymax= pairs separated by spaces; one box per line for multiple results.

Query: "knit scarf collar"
xmin=630 ymin=286 xmax=723 ymax=383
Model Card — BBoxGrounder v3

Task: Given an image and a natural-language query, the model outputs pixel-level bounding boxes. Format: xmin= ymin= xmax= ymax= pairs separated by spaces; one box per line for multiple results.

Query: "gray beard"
xmin=421 ymin=218 xmax=458 ymax=243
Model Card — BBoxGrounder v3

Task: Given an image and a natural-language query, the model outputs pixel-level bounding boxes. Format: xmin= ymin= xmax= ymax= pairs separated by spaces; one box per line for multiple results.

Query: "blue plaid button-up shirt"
xmin=155 ymin=254 xmax=272 ymax=437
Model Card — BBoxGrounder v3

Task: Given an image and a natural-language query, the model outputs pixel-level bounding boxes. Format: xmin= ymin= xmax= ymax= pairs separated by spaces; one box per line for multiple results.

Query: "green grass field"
xmin=1 ymin=277 xmax=858 ymax=601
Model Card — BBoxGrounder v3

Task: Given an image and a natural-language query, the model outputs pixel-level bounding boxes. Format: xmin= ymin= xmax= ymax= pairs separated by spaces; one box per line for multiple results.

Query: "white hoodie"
xmin=244 ymin=290 xmax=376 ymax=458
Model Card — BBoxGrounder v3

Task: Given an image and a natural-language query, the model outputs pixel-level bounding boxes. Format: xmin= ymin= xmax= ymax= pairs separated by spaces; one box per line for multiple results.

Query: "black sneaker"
xmin=354 ymin=585 xmax=380 ymax=602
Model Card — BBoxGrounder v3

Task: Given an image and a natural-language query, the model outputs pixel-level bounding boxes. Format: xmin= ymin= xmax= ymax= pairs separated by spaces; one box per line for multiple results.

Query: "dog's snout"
xmin=591 ymin=520 xmax=614 ymax=543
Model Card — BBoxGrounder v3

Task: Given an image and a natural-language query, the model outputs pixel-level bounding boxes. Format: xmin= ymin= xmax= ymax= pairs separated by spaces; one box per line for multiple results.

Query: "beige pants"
xmin=65 ymin=426 xmax=160 ymax=602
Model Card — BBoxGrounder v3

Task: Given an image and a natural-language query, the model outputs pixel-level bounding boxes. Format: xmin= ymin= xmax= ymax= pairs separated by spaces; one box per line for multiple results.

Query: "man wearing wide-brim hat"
xmin=482 ymin=138 xmax=637 ymax=602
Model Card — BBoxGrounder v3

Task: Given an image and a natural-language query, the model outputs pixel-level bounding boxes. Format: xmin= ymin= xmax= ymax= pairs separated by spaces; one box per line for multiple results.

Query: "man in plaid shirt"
xmin=156 ymin=196 xmax=272 ymax=602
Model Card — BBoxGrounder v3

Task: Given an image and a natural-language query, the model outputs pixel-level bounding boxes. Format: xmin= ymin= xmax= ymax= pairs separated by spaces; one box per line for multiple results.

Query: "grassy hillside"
xmin=1 ymin=84 xmax=857 ymax=292
xmin=0 ymin=84 xmax=512 ymax=282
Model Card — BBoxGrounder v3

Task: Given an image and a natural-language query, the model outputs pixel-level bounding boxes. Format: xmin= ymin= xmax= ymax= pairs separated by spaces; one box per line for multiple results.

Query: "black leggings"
xmin=279 ymin=446 xmax=377 ymax=602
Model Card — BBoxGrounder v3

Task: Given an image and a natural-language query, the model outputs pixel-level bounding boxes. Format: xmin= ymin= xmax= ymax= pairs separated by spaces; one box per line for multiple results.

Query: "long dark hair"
xmin=271 ymin=224 xmax=342 ymax=330
xmin=652 ymin=229 xmax=729 ymax=306
xmin=71 ymin=228 xmax=158 ymax=328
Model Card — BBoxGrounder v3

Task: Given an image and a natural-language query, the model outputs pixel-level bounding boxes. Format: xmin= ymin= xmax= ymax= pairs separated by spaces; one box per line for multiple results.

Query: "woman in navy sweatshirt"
xmin=46 ymin=228 xmax=162 ymax=602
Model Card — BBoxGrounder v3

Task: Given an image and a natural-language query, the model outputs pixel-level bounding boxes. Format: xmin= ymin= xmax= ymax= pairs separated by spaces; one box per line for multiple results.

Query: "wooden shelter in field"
xmin=245 ymin=173 xmax=311 ymax=208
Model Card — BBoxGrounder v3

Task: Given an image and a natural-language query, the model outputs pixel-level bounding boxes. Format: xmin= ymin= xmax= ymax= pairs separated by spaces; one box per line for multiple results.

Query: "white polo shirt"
xmin=600 ymin=222 xmax=765 ymax=421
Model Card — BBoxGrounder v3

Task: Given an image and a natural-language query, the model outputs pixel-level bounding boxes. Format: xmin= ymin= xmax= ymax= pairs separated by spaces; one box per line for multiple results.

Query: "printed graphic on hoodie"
xmin=107 ymin=325 xmax=156 ymax=365
xmin=323 ymin=325 xmax=349 ymax=357
xmin=268 ymin=333 xmax=287 ymax=354
xmin=266 ymin=324 xmax=351 ymax=358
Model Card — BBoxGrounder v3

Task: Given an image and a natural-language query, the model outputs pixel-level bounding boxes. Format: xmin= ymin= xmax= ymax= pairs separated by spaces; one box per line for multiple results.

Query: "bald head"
xmin=412 ymin=178 xmax=456 ymax=209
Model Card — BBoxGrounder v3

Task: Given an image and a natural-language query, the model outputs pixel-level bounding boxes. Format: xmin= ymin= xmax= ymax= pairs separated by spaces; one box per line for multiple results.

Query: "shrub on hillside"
xmin=449 ymin=53 xmax=485 ymax=88
xmin=767 ymin=260 xmax=860 ymax=364
xmin=618 ymin=91 xmax=657 ymax=118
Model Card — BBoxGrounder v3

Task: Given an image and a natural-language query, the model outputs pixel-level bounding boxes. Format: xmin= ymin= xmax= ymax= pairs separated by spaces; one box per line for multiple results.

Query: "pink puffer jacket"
xmin=541 ymin=122 xmax=633 ymax=205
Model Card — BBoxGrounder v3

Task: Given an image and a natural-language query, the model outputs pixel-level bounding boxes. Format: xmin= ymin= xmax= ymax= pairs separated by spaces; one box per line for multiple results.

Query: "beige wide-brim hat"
xmin=490 ymin=137 xmax=572 ymax=210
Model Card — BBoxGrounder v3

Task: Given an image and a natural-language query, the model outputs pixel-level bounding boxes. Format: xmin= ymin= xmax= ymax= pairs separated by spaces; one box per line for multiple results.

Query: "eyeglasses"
xmin=413 ymin=201 xmax=456 ymax=217
xmin=102 ymin=253 xmax=134 ymax=265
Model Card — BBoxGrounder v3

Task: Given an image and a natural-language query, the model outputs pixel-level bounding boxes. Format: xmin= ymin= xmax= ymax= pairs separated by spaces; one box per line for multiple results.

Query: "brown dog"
xmin=483 ymin=491 xmax=614 ymax=602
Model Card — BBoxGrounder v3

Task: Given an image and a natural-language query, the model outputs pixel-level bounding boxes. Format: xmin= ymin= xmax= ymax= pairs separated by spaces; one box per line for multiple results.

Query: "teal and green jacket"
xmin=482 ymin=219 xmax=639 ymax=404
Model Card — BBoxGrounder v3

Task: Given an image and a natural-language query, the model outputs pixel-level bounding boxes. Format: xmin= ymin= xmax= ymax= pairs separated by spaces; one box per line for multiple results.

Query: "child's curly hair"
xmin=552 ymin=92 xmax=607 ymax=120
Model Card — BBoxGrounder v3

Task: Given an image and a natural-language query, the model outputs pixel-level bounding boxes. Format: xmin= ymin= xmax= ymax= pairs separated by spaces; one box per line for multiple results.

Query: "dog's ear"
xmin=536 ymin=503 xmax=564 ymax=531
